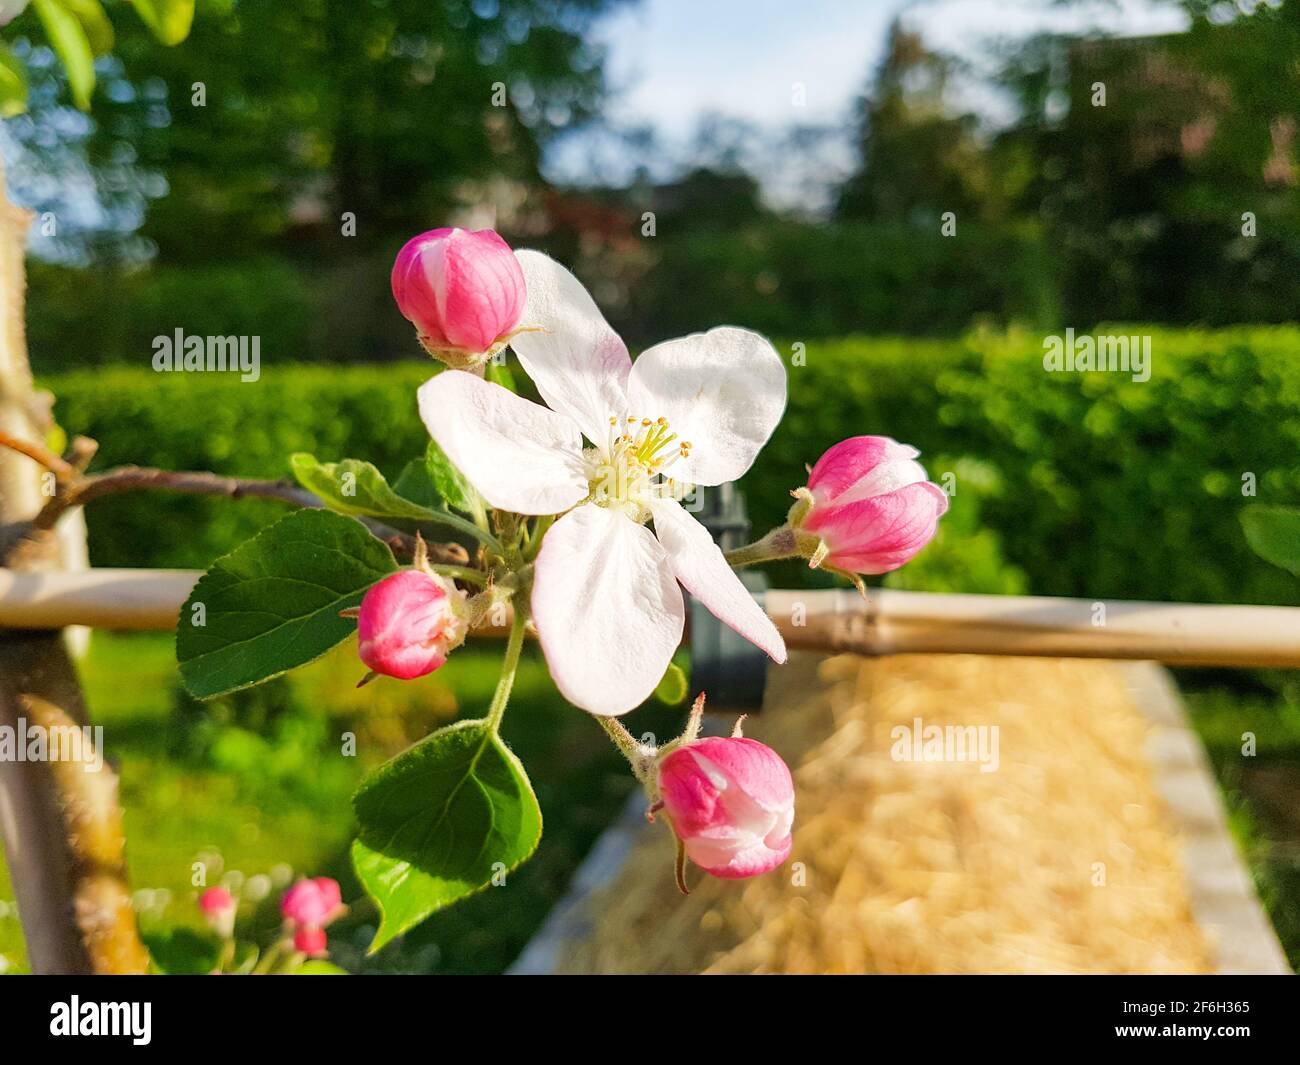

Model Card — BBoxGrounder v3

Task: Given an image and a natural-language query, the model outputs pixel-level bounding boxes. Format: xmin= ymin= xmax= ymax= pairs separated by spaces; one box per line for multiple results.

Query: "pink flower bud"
xmin=198 ymin=886 xmax=234 ymax=916
xmin=656 ymin=737 xmax=795 ymax=879
xmin=391 ymin=227 xmax=526 ymax=359
xmin=199 ymin=886 xmax=236 ymax=937
xmin=294 ymin=926 xmax=329 ymax=958
xmin=357 ymin=569 xmax=464 ymax=680
xmin=280 ymin=877 xmax=343 ymax=929
xmin=799 ymin=435 xmax=949 ymax=574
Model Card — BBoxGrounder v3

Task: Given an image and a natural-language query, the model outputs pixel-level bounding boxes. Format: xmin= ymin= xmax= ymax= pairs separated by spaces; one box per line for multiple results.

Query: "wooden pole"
xmin=0 ymin=164 xmax=149 ymax=974
xmin=3 ymin=569 xmax=1300 ymax=669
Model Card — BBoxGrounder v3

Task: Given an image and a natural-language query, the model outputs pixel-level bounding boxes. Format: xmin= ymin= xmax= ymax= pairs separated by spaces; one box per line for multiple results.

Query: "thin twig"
xmin=0 ymin=427 xmax=77 ymax=482
xmin=0 ymin=446 xmax=470 ymax=568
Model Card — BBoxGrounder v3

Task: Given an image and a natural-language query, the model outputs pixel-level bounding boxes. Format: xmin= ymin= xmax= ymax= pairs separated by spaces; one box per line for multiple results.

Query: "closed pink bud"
xmin=280 ymin=877 xmax=343 ymax=929
xmin=357 ymin=570 xmax=464 ymax=680
xmin=294 ymin=926 xmax=329 ymax=958
xmin=799 ymin=435 xmax=948 ymax=574
xmin=391 ymin=227 xmax=526 ymax=359
xmin=199 ymin=886 xmax=236 ymax=938
xmin=198 ymin=886 xmax=234 ymax=916
xmin=657 ymin=737 xmax=795 ymax=880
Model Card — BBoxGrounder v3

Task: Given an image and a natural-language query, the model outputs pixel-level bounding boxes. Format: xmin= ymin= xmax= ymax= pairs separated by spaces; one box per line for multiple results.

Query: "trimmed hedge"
xmin=44 ymin=326 xmax=1300 ymax=606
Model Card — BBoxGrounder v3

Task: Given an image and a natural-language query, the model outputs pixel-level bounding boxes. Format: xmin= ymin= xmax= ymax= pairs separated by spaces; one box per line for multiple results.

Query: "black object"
xmin=688 ymin=482 xmax=770 ymax=714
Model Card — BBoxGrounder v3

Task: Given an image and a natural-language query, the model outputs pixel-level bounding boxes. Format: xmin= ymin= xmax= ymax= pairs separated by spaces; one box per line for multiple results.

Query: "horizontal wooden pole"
xmin=1 ymin=569 xmax=1299 ymax=668
xmin=0 ymin=568 xmax=202 ymax=631
xmin=764 ymin=589 xmax=1300 ymax=668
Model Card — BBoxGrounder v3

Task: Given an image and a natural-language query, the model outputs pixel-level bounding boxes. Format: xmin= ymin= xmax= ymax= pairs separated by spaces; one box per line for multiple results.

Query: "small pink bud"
xmin=199 ymin=886 xmax=236 ymax=938
xmin=799 ymin=435 xmax=948 ymax=574
xmin=198 ymin=886 xmax=234 ymax=916
xmin=391 ymin=227 xmax=526 ymax=360
xmin=357 ymin=570 xmax=464 ymax=680
xmin=280 ymin=877 xmax=343 ymax=929
xmin=294 ymin=926 xmax=329 ymax=958
xmin=656 ymin=737 xmax=795 ymax=880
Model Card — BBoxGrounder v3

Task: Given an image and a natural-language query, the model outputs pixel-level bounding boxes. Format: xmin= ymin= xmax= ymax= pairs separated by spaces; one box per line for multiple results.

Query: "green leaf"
xmin=0 ymin=42 xmax=28 ymax=118
xmin=128 ymin=0 xmax=194 ymax=46
xmin=177 ymin=508 xmax=397 ymax=699
xmin=422 ymin=439 xmax=479 ymax=515
xmin=654 ymin=661 xmax=689 ymax=705
xmin=391 ymin=455 xmax=441 ymax=511
xmin=291 ymin=453 xmax=440 ymax=523
xmin=1242 ymin=504 xmax=1300 ymax=577
xmin=295 ymin=960 xmax=349 ymax=975
xmin=143 ymin=928 xmax=220 ymax=975
xmin=63 ymin=0 xmax=114 ymax=55
xmin=33 ymin=0 xmax=95 ymax=109
xmin=352 ymin=719 xmax=543 ymax=953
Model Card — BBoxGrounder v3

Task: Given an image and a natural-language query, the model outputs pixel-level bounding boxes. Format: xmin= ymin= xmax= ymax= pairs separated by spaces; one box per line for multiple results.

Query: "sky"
xmin=545 ymin=0 xmax=1193 ymax=205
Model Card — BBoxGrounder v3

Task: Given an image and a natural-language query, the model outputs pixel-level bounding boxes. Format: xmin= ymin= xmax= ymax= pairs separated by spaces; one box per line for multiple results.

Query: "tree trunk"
xmin=0 ymin=163 xmax=148 ymax=974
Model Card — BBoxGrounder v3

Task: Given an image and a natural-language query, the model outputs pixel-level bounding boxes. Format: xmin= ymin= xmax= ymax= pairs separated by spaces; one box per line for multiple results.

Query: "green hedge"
xmin=44 ymin=326 xmax=1300 ymax=606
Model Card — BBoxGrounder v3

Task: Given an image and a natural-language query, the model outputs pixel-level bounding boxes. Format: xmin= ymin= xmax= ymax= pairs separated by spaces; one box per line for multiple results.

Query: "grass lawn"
xmin=0 ymin=631 xmax=680 ymax=975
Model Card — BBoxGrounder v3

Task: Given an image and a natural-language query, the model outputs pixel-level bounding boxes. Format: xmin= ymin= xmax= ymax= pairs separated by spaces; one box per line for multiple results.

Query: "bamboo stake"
xmin=3 ymin=568 xmax=1300 ymax=668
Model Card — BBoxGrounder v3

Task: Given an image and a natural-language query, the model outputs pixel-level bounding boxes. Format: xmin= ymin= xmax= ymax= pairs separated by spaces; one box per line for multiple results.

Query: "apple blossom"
xmin=655 ymin=735 xmax=795 ymax=881
xmin=282 ymin=877 xmax=343 ymax=927
xmin=795 ymin=435 xmax=949 ymax=574
xmin=391 ymin=227 xmax=526 ymax=366
xmin=417 ymin=250 xmax=788 ymax=716
xmin=356 ymin=568 xmax=466 ymax=681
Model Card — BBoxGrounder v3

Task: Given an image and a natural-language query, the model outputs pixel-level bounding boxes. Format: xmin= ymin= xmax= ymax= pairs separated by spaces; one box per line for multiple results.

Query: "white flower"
xmin=417 ymin=251 xmax=788 ymax=716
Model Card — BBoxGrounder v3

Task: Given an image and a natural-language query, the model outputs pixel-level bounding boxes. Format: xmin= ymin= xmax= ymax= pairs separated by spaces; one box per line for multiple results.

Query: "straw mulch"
xmin=555 ymin=653 xmax=1212 ymax=974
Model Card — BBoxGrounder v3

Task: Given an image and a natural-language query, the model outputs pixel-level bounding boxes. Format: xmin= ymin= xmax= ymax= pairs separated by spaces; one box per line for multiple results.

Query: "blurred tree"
xmin=836 ymin=19 xmax=998 ymax=226
xmin=99 ymin=0 xmax=627 ymax=264
xmin=997 ymin=0 xmax=1300 ymax=325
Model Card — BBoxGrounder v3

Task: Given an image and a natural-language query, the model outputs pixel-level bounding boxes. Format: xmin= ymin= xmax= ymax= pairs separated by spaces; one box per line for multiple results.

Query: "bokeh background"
xmin=1 ymin=0 xmax=1298 ymax=973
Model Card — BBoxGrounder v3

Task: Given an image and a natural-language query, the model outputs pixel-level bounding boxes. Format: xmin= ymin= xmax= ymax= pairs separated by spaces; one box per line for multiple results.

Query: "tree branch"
xmin=0 ymin=427 xmax=77 ymax=482
xmin=0 ymin=447 xmax=471 ymax=569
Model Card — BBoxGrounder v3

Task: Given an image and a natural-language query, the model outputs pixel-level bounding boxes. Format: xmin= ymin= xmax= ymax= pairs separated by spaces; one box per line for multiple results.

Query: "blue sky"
xmin=545 ymin=0 xmax=1191 ymax=201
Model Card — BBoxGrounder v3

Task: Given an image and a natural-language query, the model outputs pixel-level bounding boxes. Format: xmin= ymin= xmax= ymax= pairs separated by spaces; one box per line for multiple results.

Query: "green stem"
xmin=431 ymin=564 xmax=488 ymax=587
xmin=724 ymin=525 xmax=801 ymax=568
xmin=427 ymin=511 xmax=505 ymax=554
xmin=485 ymin=604 xmax=528 ymax=734
xmin=595 ymin=714 xmax=642 ymax=763
xmin=250 ymin=938 xmax=289 ymax=976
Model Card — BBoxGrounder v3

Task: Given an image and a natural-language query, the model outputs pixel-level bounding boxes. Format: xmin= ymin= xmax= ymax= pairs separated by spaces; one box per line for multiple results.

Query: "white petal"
xmin=510 ymin=250 xmax=631 ymax=444
xmin=649 ymin=498 xmax=786 ymax=663
xmin=417 ymin=370 xmax=588 ymax=516
xmin=627 ymin=327 xmax=786 ymax=486
xmin=532 ymin=504 xmax=684 ymax=716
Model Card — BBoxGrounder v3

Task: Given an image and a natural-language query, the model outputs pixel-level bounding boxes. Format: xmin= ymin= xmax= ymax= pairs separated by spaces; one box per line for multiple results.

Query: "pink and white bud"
xmin=391 ymin=227 xmax=526 ymax=363
xmin=357 ymin=569 xmax=465 ymax=681
xmin=656 ymin=737 xmax=795 ymax=880
xmin=199 ymin=886 xmax=236 ymax=938
xmin=280 ymin=877 xmax=344 ymax=930
xmin=797 ymin=435 xmax=948 ymax=574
